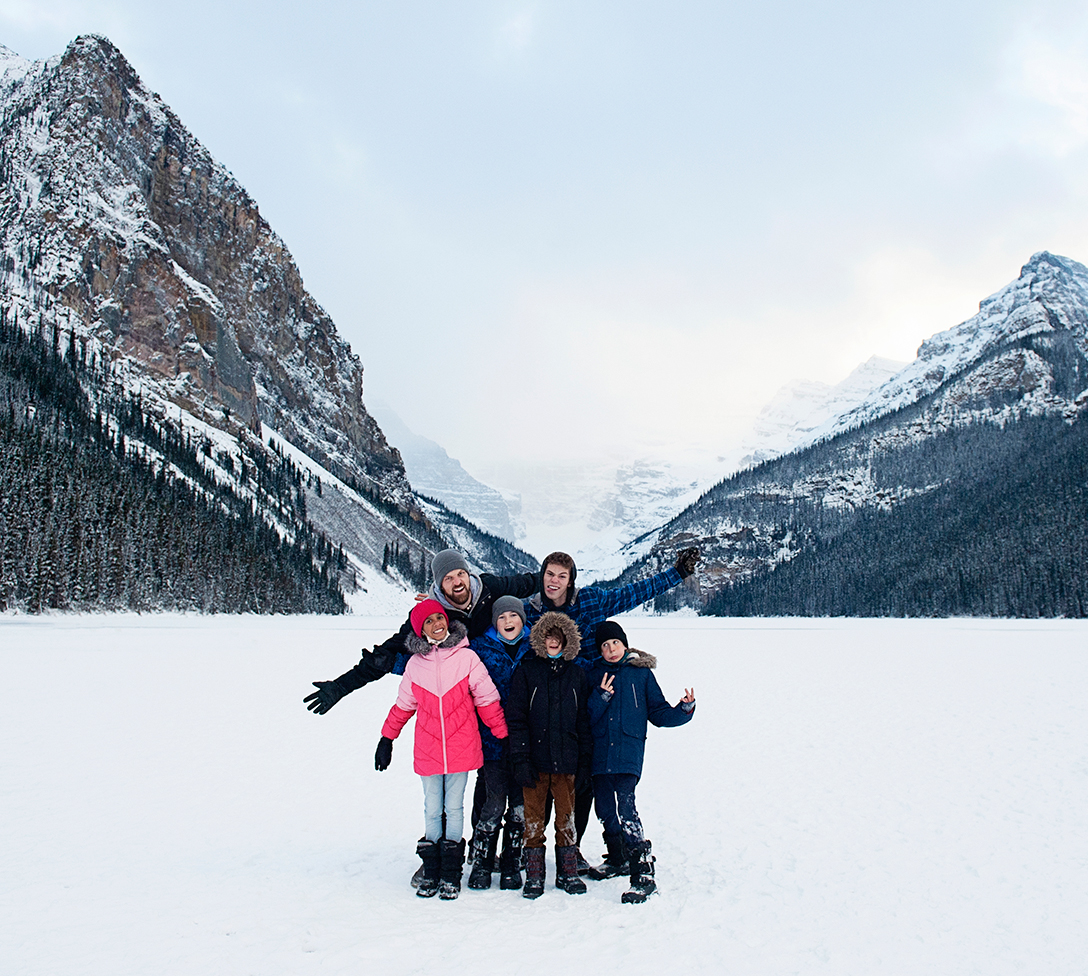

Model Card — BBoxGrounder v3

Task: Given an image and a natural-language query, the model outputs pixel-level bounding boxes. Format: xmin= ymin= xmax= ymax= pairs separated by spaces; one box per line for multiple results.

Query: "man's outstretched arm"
xmin=592 ymin=547 xmax=700 ymax=617
xmin=303 ymin=617 xmax=413 ymax=714
xmin=480 ymin=570 xmax=538 ymax=599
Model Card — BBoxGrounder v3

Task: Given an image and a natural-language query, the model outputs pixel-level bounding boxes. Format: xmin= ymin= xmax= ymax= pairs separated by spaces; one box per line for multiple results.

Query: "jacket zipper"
xmin=632 ymin=685 xmax=638 ymax=709
xmin=437 ymin=649 xmax=448 ymax=773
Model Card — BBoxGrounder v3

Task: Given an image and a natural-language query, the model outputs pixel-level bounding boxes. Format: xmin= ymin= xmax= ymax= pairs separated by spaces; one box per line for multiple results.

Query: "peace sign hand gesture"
xmin=681 ymin=687 xmax=695 ymax=704
xmin=600 ymin=673 xmax=615 ymax=694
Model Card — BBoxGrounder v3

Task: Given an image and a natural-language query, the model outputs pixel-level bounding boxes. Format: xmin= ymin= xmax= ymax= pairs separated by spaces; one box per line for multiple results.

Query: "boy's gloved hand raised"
xmin=374 ymin=736 xmax=394 ymax=771
xmin=513 ymin=762 xmax=537 ymax=789
xmin=674 ymin=546 xmax=700 ymax=579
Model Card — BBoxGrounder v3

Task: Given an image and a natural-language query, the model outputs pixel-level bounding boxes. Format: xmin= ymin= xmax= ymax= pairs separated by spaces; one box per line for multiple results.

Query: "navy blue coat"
xmin=587 ymin=651 xmax=694 ymax=777
xmin=471 ymin=626 xmax=533 ymax=763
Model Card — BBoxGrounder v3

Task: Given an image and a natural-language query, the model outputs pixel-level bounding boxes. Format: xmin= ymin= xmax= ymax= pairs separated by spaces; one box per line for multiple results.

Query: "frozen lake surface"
xmin=3 ymin=614 xmax=1087 ymax=975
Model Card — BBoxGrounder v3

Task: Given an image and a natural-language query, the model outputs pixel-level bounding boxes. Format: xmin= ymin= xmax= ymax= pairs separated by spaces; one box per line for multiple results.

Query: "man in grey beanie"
xmin=304 ymin=549 xmax=537 ymax=715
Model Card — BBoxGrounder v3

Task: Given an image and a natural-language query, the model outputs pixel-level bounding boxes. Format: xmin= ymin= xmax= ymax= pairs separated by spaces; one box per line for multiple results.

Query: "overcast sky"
xmin=6 ymin=1 xmax=1088 ymax=476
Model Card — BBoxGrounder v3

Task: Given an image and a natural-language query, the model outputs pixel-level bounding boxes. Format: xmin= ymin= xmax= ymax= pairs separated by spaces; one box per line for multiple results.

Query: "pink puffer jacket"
xmin=381 ymin=623 xmax=508 ymax=776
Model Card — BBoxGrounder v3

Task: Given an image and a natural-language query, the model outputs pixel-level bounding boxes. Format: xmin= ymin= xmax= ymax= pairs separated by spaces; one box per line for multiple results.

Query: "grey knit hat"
xmin=431 ymin=549 xmax=470 ymax=587
xmin=492 ymin=595 xmax=527 ymax=627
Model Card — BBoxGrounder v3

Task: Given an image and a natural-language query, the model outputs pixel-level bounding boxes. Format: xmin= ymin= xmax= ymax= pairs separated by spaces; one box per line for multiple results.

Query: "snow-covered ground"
xmin=3 ymin=614 xmax=1087 ymax=975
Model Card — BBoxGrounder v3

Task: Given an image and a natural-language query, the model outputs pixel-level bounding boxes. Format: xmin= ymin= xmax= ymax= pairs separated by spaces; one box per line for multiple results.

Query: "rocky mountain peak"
xmin=1 ymin=33 xmax=411 ymax=504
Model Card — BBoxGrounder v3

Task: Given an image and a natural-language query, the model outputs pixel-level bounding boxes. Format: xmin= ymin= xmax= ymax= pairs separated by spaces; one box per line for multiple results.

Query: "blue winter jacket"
xmin=471 ymin=626 xmax=533 ymax=763
xmin=587 ymin=650 xmax=694 ymax=777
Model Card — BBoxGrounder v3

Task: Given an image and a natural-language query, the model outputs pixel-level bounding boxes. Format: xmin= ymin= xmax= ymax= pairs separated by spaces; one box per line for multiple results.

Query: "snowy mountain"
xmin=472 ymin=356 xmax=902 ymax=581
xmin=0 ymin=35 xmax=534 ymax=607
xmin=607 ymin=252 xmax=1088 ymax=616
xmin=738 ymin=355 xmax=906 ymax=466
xmin=366 ymin=400 xmax=522 ymax=543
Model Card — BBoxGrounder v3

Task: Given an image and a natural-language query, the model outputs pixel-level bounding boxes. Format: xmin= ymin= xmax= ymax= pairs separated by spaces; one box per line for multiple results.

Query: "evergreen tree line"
xmin=382 ymin=540 xmax=429 ymax=592
xmin=0 ymin=309 xmax=345 ymax=613
xmin=706 ymin=412 xmax=1088 ymax=617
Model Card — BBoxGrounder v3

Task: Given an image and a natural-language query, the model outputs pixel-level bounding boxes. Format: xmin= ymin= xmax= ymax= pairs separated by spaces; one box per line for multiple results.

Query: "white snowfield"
xmin=3 ymin=615 xmax=1087 ymax=975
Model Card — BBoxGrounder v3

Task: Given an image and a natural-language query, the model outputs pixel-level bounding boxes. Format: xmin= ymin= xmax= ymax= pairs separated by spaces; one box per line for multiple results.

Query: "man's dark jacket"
xmin=336 ymin=570 xmax=537 ymax=693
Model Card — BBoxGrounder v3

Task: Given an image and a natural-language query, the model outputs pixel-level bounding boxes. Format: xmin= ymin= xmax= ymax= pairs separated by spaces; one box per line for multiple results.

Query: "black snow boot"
xmin=555 ymin=845 xmax=588 ymax=895
xmin=438 ymin=838 xmax=466 ymax=900
xmin=586 ymin=831 xmax=628 ymax=880
xmin=498 ymin=821 xmax=524 ymax=890
xmin=522 ymin=846 xmax=546 ymax=899
xmin=416 ymin=839 xmax=441 ymax=898
xmin=467 ymin=828 xmax=499 ymax=890
xmin=621 ymin=840 xmax=657 ymax=904
xmin=410 ymin=835 xmax=427 ymax=888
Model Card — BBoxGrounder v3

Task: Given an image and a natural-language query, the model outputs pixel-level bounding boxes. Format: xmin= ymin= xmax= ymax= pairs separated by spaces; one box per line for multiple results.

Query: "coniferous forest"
xmin=704 ymin=413 xmax=1088 ymax=617
xmin=0 ymin=312 xmax=346 ymax=613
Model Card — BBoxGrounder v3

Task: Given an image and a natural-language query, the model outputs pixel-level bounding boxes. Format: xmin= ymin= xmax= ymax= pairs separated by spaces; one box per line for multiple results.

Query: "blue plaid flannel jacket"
xmin=523 ymin=567 xmax=684 ymax=669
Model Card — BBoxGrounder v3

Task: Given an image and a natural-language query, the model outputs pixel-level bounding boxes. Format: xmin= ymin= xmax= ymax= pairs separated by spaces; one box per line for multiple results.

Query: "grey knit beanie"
xmin=492 ymin=595 xmax=527 ymax=627
xmin=431 ymin=549 xmax=470 ymax=587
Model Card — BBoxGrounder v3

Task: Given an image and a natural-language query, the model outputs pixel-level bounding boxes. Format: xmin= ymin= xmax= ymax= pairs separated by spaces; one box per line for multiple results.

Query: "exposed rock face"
xmin=0 ymin=35 xmax=409 ymax=503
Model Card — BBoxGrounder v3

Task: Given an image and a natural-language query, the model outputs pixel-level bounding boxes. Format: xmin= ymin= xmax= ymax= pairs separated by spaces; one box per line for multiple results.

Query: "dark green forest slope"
xmin=702 ymin=413 xmax=1088 ymax=617
xmin=0 ymin=312 xmax=345 ymax=613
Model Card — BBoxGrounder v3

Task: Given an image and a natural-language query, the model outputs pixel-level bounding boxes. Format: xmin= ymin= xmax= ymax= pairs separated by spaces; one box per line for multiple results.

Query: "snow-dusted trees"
xmin=0 ymin=311 xmax=345 ymax=614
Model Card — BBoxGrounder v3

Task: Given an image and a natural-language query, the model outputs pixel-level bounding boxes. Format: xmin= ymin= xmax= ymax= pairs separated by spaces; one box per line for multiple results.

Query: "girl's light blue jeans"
xmin=421 ymin=771 xmax=469 ymax=842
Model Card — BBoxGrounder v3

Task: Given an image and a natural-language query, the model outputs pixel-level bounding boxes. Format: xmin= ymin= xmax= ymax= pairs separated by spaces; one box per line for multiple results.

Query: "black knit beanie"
xmin=595 ymin=620 xmax=628 ymax=652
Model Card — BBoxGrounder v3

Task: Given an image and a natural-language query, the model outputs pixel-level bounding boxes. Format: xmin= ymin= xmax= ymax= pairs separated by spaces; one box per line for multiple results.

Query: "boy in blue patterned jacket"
xmin=586 ymin=620 xmax=695 ymax=903
xmin=466 ymin=595 xmax=534 ymax=891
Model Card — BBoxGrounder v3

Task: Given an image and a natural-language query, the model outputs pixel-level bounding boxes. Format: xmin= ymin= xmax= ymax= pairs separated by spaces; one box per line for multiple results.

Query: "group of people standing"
xmin=304 ymin=546 xmax=699 ymax=903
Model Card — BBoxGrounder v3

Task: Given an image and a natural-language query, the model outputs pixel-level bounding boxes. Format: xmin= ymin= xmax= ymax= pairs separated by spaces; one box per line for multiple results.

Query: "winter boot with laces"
xmin=621 ymin=840 xmax=657 ymax=903
xmin=415 ymin=839 xmax=442 ymax=898
xmin=586 ymin=831 xmax=628 ymax=881
xmin=522 ymin=846 xmax=546 ymax=899
xmin=555 ymin=845 xmax=588 ymax=894
xmin=438 ymin=838 xmax=466 ymax=900
xmin=467 ymin=828 xmax=499 ymax=890
xmin=498 ymin=821 xmax=524 ymax=890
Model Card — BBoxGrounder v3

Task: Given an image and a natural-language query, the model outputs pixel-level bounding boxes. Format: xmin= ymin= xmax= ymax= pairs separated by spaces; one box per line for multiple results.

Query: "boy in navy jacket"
xmin=587 ymin=620 xmax=695 ymax=903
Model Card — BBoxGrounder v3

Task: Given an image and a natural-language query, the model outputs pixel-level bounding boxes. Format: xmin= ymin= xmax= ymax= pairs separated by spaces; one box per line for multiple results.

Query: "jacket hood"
xmin=595 ymin=647 xmax=657 ymax=669
xmin=537 ymin=555 xmax=577 ymax=610
xmin=405 ymin=619 xmax=468 ymax=656
xmin=529 ymin=611 xmax=581 ymax=661
xmin=429 ymin=574 xmax=483 ymax=614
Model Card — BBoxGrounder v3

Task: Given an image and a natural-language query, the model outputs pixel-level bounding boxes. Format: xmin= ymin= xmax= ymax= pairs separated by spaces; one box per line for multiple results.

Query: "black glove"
xmin=374 ymin=736 xmax=393 ymax=771
xmin=674 ymin=546 xmax=700 ymax=579
xmin=575 ymin=765 xmax=592 ymax=795
xmin=501 ymin=737 xmax=511 ymax=769
xmin=513 ymin=762 xmax=537 ymax=789
xmin=304 ymin=679 xmax=347 ymax=714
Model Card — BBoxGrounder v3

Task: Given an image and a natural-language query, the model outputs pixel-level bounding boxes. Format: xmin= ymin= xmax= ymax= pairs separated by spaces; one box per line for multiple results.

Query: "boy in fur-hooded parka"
xmin=505 ymin=612 xmax=592 ymax=894
xmin=585 ymin=619 xmax=694 ymax=900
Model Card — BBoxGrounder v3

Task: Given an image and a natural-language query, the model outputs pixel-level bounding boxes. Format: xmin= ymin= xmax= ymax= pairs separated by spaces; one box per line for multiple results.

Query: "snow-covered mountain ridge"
xmin=0 ymin=35 xmax=535 ymax=601
xmin=606 ymin=251 xmax=1088 ymax=611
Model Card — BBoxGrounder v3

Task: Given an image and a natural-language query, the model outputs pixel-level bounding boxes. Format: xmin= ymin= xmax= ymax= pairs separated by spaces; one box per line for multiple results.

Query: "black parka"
xmin=506 ymin=612 xmax=592 ymax=776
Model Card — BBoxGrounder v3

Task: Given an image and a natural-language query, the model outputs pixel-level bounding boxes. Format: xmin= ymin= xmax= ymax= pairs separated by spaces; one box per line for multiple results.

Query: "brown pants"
xmin=523 ymin=773 xmax=576 ymax=849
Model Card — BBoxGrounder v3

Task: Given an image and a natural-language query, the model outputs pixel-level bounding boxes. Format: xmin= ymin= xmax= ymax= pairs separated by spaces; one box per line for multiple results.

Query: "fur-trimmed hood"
xmin=404 ymin=619 xmax=468 ymax=656
xmin=620 ymin=647 xmax=657 ymax=669
xmin=594 ymin=647 xmax=657 ymax=669
xmin=528 ymin=611 xmax=581 ymax=661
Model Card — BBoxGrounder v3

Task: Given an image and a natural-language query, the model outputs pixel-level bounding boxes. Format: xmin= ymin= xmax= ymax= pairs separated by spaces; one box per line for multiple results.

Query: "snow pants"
xmin=523 ymin=773 xmax=576 ymax=849
xmin=593 ymin=773 xmax=645 ymax=848
xmin=476 ymin=760 xmax=524 ymax=835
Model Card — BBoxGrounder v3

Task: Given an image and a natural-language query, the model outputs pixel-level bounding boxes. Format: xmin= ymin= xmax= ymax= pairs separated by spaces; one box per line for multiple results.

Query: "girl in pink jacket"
xmin=374 ymin=599 xmax=508 ymax=900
